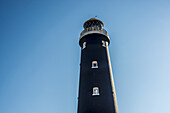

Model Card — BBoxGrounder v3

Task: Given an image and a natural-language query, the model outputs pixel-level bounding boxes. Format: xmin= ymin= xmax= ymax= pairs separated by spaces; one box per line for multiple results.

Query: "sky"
xmin=0 ymin=0 xmax=170 ymax=113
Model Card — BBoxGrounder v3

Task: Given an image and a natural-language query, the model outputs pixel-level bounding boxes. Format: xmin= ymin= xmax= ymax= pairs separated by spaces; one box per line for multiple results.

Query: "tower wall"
xmin=77 ymin=18 xmax=118 ymax=113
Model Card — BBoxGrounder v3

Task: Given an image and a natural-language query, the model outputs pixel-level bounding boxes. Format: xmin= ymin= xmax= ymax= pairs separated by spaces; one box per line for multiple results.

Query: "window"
xmin=92 ymin=61 xmax=98 ymax=68
xmin=102 ymin=40 xmax=106 ymax=47
xmin=92 ymin=87 xmax=100 ymax=96
xmin=82 ymin=42 xmax=86 ymax=49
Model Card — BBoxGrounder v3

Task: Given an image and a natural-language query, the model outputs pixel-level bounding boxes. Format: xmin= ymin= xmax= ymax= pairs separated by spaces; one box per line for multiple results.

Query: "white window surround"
xmin=92 ymin=87 xmax=100 ymax=96
xmin=92 ymin=61 xmax=98 ymax=68
xmin=82 ymin=42 xmax=86 ymax=49
xmin=106 ymin=41 xmax=109 ymax=46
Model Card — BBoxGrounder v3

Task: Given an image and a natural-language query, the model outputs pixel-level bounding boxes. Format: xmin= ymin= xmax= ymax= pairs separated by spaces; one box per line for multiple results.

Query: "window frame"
xmin=102 ymin=40 xmax=106 ymax=47
xmin=92 ymin=87 xmax=100 ymax=96
xmin=91 ymin=61 xmax=98 ymax=68
xmin=82 ymin=42 xmax=86 ymax=49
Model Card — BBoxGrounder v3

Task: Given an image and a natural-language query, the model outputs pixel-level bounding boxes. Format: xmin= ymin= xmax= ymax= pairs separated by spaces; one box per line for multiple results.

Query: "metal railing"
xmin=80 ymin=26 xmax=108 ymax=37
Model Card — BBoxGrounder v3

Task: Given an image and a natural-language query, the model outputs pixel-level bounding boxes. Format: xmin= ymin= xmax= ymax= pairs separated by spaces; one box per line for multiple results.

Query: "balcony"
xmin=79 ymin=26 xmax=109 ymax=40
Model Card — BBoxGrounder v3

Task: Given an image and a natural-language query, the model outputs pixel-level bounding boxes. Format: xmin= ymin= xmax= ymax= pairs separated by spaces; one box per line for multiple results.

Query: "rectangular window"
xmin=92 ymin=87 xmax=100 ymax=96
xmin=102 ymin=40 xmax=106 ymax=47
xmin=82 ymin=42 xmax=86 ymax=49
xmin=92 ymin=61 xmax=98 ymax=68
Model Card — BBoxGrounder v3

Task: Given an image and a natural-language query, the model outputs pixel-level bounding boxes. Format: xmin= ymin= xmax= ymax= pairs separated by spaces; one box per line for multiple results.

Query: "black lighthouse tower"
xmin=77 ymin=18 xmax=118 ymax=113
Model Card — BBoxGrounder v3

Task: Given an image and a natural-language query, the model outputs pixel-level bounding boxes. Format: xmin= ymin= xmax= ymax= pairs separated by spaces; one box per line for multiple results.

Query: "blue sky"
xmin=0 ymin=0 xmax=170 ymax=113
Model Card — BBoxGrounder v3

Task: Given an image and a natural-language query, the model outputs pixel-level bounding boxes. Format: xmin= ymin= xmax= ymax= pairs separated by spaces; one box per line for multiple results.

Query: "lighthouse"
xmin=77 ymin=18 xmax=118 ymax=113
